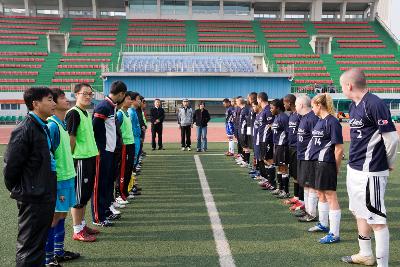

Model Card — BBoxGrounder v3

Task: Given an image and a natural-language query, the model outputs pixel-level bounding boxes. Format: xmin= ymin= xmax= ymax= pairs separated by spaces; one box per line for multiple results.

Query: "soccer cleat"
xmin=54 ymin=251 xmax=81 ymax=262
xmin=45 ymin=258 xmax=62 ymax=267
xmin=341 ymin=254 xmax=375 ymax=266
xmin=276 ymin=191 xmax=290 ymax=199
xmin=109 ymin=205 xmax=121 ymax=215
xmin=72 ymin=230 xmax=96 ymax=242
xmin=113 ymin=201 xmax=125 ymax=209
xmin=289 ymin=202 xmax=305 ymax=211
xmin=297 ymin=213 xmax=317 ymax=222
xmin=308 ymin=222 xmax=330 ymax=233
xmin=83 ymin=225 xmax=100 ymax=235
xmin=248 ymin=169 xmax=257 ymax=174
xmin=226 ymin=152 xmax=234 ymax=156
xmin=271 ymin=188 xmax=281 ymax=195
xmin=187 ymin=147 xmax=191 ymax=151
xmin=92 ymin=220 xmax=113 ymax=227
xmin=283 ymin=197 xmax=299 ymax=205
xmin=116 ymin=196 xmax=129 ymax=205
xmin=319 ymin=233 xmax=340 ymax=244
xmin=258 ymin=178 xmax=268 ymax=185
xmin=264 ymin=183 xmax=276 ymax=191
xmin=127 ymin=194 xmax=135 ymax=199
xmin=106 ymin=213 xmax=121 ymax=221
xmin=181 ymin=147 xmax=185 ymax=151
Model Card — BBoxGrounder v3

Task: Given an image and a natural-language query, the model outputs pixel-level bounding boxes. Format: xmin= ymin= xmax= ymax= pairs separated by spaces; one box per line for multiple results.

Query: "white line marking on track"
xmin=194 ymin=155 xmax=236 ymax=267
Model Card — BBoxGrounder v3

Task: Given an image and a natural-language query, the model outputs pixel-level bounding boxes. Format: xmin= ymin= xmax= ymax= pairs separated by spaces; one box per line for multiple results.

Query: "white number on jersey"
xmin=314 ymin=138 xmax=321 ymax=146
xmin=357 ymin=129 xmax=362 ymax=139
xmin=298 ymin=135 xmax=303 ymax=142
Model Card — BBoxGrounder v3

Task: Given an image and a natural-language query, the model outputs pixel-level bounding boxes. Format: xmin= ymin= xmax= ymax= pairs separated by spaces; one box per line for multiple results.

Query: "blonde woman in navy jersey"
xmin=308 ymin=93 xmax=344 ymax=244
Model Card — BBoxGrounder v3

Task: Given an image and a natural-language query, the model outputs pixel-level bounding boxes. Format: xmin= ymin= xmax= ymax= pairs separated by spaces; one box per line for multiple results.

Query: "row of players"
xmin=4 ymin=82 xmax=147 ymax=266
xmin=222 ymin=68 xmax=398 ymax=267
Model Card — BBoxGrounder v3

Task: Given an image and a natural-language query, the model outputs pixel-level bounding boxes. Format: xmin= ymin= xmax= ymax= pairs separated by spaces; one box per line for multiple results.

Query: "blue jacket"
xmin=128 ymin=107 xmax=142 ymax=137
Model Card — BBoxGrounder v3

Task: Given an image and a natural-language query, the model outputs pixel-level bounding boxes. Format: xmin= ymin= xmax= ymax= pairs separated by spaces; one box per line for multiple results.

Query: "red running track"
xmin=1 ymin=123 xmax=400 ymax=145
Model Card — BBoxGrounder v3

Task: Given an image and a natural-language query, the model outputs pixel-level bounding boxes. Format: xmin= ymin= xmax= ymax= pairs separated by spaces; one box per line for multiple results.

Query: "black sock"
xmin=282 ymin=174 xmax=289 ymax=193
xmin=277 ymin=173 xmax=283 ymax=190
xmin=298 ymin=185 xmax=304 ymax=201
xmin=294 ymin=182 xmax=299 ymax=197
xmin=244 ymin=152 xmax=250 ymax=164
xmin=258 ymin=161 xmax=267 ymax=178
xmin=268 ymin=167 xmax=276 ymax=185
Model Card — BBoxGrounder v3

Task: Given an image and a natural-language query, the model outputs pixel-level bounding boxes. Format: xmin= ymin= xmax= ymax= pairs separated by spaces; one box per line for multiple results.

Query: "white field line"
xmin=194 ymin=155 xmax=236 ymax=267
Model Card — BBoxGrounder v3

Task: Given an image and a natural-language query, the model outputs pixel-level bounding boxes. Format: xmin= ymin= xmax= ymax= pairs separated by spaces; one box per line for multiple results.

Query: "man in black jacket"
xmin=4 ymin=87 xmax=57 ymax=267
xmin=193 ymin=102 xmax=211 ymax=152
xmin=150 ymin=99 xmax=165 ymax=150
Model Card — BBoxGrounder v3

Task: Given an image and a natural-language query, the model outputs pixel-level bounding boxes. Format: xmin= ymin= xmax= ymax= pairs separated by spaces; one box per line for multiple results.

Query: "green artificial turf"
xmin=0 ymin=143 xmax=399 ymax=267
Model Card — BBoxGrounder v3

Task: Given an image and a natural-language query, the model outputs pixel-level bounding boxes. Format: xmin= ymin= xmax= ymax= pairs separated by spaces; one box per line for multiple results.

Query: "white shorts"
xmin=346 ymin=165 xmax=388 ymax=225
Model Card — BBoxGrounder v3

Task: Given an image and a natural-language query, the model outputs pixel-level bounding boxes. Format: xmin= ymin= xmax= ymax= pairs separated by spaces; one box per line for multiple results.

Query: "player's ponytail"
xmin=312 ymin=93 xmax=335 ymax=115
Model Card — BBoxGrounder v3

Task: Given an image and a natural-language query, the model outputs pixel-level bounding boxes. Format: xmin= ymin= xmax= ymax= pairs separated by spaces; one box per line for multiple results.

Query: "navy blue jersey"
xmin=248 ymin=110 xmax=257 ymax=136
xmin=258 ymin=105 xmax=274 ymax=144
xmin=225 ymin=106 xmax=235 ymax=124
xmin=93 ymin=97 xmax=117 ymax=152
xmin=288 ymin=112 xmax=301 ymax=147
xmin=309 ymin=114 xmax=343 ymax=163
xmin=239 ymin=106 xmax=251 ymax=135
xmin=348 ymin=92 xmax=396 ymax=172
xmin=272 ymin=112 xmax=289 ymax=145
xmin=253 ymin=112 xmax=262 ymax=145
xmin=297 ymin=111 xmax=319 ymax=160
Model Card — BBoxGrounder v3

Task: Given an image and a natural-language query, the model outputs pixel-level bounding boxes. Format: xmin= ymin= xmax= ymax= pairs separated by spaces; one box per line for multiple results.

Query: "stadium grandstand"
xmin=0 ymin=0 xmax=399 ymax=122
xmin=1 ymin=1 xmax=400 ymax=267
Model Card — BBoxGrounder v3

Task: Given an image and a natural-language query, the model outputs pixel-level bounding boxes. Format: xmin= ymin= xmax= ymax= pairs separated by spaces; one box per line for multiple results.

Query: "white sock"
xmin=358 ymin=237 xmax=373 ymax=257
xmin=228 ymin=140 xmax=234 ymax=153
xmin=308 ymin=192 xmax=318 ymax=217
xmin=375 ymin=227 xmax=389 ymax=267
xmin=73 ymin=224 xmax=83 ymax=234
xmin=318 ymin=201 xmax=329 ymax=227
xmin=304 ymin=188 xmax=309 ymax=214
xmin=81 ymin=219 xmax=86 ymax=228
xmin=328 ymin=209 xmax=341 ymax=236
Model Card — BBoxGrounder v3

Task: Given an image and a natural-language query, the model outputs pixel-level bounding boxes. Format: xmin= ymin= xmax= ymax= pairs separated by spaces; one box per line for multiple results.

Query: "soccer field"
xmin=0 ymin=143 xmax=399 ymax=267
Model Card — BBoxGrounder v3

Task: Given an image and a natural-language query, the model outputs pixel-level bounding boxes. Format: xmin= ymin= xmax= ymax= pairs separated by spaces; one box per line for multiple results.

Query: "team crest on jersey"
xmin=297 ymin=128 xmax=305 ymax=134
xmin=312 ymin=129 xmax=324 ymax=137
xmin=378 ymin=119 xmax=389 ymax=126
xmin=289 ymin=121 xmax=298 ymax=128
xmin=349 ymin=118 xmax=364 ymax=128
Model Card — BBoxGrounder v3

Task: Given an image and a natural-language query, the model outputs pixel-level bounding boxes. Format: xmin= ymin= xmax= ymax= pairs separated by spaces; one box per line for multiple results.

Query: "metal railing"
xmin=122 ymin=43 xmax=266 ymax=54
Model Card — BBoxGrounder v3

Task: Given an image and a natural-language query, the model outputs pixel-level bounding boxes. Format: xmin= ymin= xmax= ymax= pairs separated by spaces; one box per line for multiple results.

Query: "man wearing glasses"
xmin=65 ymin=83 xmax=101 ymax=239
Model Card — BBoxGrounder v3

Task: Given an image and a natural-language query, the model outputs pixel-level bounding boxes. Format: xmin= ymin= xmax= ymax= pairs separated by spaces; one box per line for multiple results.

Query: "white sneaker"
xmin=116 ymin=196 xmax=129 ymax=205
xmin=113 ymin=201 xmax=126 ymax=209
xmin=109 ymin=205 xmax=121 ymax=215
xmin=181 ymin=147 xmax=185 ymax=151
xmin=240 ymin=162 xmax=249 ymax=168
xmin=187 ymin=147 xmax=191 ymax=151
xmin=127 ymin=194 xmax=135 ymax=199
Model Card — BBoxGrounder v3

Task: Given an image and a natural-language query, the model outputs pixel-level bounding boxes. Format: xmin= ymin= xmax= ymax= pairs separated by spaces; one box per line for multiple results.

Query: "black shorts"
xmin=288 ymin=147 xmax=298 ymax=179
xmin=73 ymin=156 xmax=96 ymax=208
xmin=260 ymin=142 xmax=273 ymax=160
xmin=297 ymin=160 xmax=316 ymax=188
xmin=273 ymin=144 xmax=289 ymax=166
xmin=314 ymin=161 xmax=337 ymax=191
